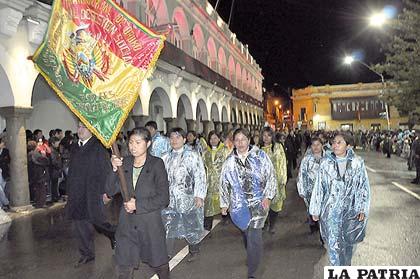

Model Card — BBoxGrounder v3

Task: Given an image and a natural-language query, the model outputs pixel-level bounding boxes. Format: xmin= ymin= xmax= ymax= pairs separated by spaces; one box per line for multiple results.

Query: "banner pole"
xmin=111 ymin=142 xmax=130 ymax=202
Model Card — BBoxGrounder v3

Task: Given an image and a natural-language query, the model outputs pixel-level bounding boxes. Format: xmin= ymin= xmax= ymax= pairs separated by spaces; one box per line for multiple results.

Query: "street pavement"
xmin=0 ymin=150 xmax=418 ymax=279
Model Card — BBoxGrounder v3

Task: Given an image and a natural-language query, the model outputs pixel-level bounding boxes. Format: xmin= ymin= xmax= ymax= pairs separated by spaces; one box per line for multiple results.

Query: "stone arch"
xmin=0 ymin=64 xmax=14 ymax=107
xmin=29 ymin=74 xmax=77 ymax=133
xmin=218 ymin=47 xmax=227 ymax=77
xmin=221 ymin=106 xmax=229 ymax=123
xmin=210 ymin=103 xmax=219 ymax=122
xmin=236 ymin=62 xmax=242 ymax=89
xmin=192 ymin=24 xmax=206 ymax=62
xmin=242 ymin=68 xmax=247 ymax=92
xmin=231 ymin=108 xmax=237 ymax=124
xmin=238 ymin=109 xmax=244 ymax=124
xmin=172 ymin=7 xmax=190 ymax=52
xmin=177 ymin=94 xmax=193 ymax=131
xmin=196 ymin=98 xmax=209 ymax=134
xmin=207 ymin=37 xmax=217 ymax=71
xmin=146 ymin=0 xmax=169 ymax=27
xmin=149 ymin=87 xmax=172 ymax=132
xmin=228 ymin=56 xmax=235 ymax=85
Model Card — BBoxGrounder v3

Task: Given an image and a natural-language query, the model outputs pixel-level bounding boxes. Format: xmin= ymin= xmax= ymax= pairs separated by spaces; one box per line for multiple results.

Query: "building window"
xmin=300 ymin=107 xmax=306 ymax=122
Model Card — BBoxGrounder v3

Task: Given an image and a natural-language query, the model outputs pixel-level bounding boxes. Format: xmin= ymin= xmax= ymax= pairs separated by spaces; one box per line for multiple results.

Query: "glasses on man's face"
xmin=332 ymin=140 xmax=345 ymax=145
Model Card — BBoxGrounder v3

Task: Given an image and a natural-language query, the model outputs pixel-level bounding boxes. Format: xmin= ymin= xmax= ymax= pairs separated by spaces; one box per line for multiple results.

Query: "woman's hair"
xmin=259 ymin=127 xmax=275 ymax=151
xmin=169 ymin=127 xmax=187 ymax=139
xmin=311 ymin=136 xmax=322 ymax=145
xmin=334 ymin=131 xmax=354 ymax=146
xmin=207 ymin=130 xmax=221 ymax=147
xmin=129 ymin=127 xmax=151 ymax=143
xmin=233 ymin=128 xmax=251 ymax=141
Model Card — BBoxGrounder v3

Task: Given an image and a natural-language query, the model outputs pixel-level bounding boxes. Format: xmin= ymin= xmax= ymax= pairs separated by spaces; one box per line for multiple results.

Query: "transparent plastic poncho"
xmin=220 ymin=146 xmax=277 ymax=231
xmin=161 ymin=147 xmax=207 ymax=244
xmin=309 ymin=149 xmax=371 ymax=266
xmin=297 ymin=149 xmax=324 ymax=208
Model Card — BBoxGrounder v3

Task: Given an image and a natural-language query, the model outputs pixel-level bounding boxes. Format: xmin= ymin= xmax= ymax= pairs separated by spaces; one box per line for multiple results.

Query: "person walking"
xmin=145 ymin=121 xmax=170 ymax=158
xmin=202 ymin=130 xmax=230 ymax=231
xmin=411 ymin=131 xmax=420 ymax=184
xmin=107 ymin=127 xmax=170 ymax=279
xmin=297 ymin=137 xmax=324 ymax=239
xmin=220 ymin=128 xmax=277 ymax=279
xmin=65 ymin=122 xmax=116 ymax=267
xmin=310 ymin=132 xmax=370 ymax=266
xmin=161 ymin=128 xmax=207 ymax=262
xmin=259 ymin=127 xmax=287 ymax=234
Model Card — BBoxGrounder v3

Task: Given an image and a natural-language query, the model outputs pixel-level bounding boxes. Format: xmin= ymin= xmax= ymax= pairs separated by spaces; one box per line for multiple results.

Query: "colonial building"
xmin=0 ymin=0 xmax=264 ymax=209
xmin=292 ymin=82 xmax=408 ymax=131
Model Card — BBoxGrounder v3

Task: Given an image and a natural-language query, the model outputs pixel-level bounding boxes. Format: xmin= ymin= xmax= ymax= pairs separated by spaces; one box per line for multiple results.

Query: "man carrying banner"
xmin=65 ymin=122 xmax=116 ymax=267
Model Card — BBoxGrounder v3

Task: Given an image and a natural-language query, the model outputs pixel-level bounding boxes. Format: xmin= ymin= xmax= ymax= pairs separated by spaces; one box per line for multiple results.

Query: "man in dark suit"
xmin=65 ymin=122 xmax=115 ymax=267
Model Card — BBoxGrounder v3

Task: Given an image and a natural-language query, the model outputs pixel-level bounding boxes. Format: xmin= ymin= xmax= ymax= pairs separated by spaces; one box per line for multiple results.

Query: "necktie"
xmin=79 ymin=141 xmax=83 ymax=147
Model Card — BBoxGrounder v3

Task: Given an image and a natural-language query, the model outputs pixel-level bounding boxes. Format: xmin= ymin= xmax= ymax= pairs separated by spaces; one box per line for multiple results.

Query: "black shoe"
xmin=74 ymin=256 xmax=95 ymax=268
xmin=2 ymin=205 xmax=10 ymax=212
xmin=411 ymin=180 xmax=419 ymax=184
xmin=110 ymin=235 xmax=116 ymax=250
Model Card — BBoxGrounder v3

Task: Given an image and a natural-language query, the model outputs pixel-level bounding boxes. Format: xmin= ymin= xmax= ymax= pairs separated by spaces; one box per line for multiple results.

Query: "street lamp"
xmin=369 ymin=12 xmax=386 ymax=27
xmin=343 ymin=55 xmax=390 ymax=130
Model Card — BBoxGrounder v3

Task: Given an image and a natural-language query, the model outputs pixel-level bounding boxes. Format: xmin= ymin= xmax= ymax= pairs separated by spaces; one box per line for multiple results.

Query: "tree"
xmin=375 ymin=0 xmax=420 ymax=127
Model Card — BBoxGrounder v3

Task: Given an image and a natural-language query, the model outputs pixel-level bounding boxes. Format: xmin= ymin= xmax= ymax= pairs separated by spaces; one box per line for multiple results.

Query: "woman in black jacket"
xmin=107 ymin=127 xmax=170 ymax=279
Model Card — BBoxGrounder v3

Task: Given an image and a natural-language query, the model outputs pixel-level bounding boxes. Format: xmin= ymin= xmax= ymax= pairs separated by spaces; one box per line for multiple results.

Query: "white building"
xmin=0 ymin=0 xmax=264 ymax=209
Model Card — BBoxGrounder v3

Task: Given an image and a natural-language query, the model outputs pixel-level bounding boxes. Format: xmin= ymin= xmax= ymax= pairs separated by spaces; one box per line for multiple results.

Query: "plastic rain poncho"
xmin=202 ymin=143 xmax=230 ymax=217
xmin=297 ymin=149 xmax=324 ymax=208
xmin=260 ymin=143 xmax=287 ymax=212
xmin=220 ymin=146 xmax=278 ymax=231
xmin=309 ymin=149 xmax=370 ymax=266
xmin=161 ymin=146 xmax=207 ymax=245
xmin=150 ymin=132 xmax=170 ymax=158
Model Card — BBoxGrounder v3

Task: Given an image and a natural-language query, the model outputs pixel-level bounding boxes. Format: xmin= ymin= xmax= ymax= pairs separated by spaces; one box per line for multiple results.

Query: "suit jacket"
xmin=65 ymin=137 xmax=111 ymax=223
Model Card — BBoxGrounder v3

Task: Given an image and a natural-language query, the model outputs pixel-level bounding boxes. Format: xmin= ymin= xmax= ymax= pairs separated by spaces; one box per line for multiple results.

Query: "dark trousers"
xmin=50 ymin=178 xmax=60 ymax=201
xmin=33 ymin=182 xmax=47 ymax=208
xmin=242 ymin=228 xmax=263 ymax=279
xmin=166 ymin=238 xmax=200 ymax=258
xmin=204 ymin=216 xmax=213 ymax=231
xmin=416 ymin=165 xmax=420 ymax=183
xmin=73 ymin=220 xmax=115 ymax=259
xmin=117 ymin=263 xmax=170 ymax=279
xmin=74 ymin=219 xmax=95 ymax=259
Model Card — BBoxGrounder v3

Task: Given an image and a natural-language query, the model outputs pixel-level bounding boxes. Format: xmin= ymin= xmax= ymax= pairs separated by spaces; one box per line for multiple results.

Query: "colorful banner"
xmin=32 ymin=0 xmax=165 ymax=147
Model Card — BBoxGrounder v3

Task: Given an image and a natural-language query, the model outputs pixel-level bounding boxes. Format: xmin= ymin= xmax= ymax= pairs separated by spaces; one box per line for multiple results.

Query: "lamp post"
xmin=343 ymin=56 xmax=390 ymax=130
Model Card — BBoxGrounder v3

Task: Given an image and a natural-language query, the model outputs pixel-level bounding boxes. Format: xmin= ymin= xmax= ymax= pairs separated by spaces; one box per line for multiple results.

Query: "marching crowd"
xmin=0 ymin=124 xmax=419 ymax=279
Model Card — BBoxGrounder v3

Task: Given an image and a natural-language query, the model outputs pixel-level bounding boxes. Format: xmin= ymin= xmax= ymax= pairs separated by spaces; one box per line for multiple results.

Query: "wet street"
xmin=0 ymin=150 xmax=419 ymax=279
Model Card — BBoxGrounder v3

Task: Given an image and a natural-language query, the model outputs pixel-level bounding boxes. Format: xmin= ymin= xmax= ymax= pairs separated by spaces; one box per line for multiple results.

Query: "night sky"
xmin=209 ymin=0 xmax=401 ymax=94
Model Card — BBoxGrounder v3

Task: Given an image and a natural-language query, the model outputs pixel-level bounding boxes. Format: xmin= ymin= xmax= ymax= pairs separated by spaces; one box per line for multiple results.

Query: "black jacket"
xmin=65 ymin=137 xmax=111 ymax=223
xmin=0 ymin=148 xmax=10 ymax=180
xmin=106 ymin=154 xmax=170 ymax=267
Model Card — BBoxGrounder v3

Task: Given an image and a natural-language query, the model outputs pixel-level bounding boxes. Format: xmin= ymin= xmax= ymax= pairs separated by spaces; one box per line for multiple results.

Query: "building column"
xmin=186 ymin=119 xmax=196 ymax=132
xmin=131 ymin=115 xmax=148 ymax=127
xmin=221 ymin=122 xmax=230 ymax=135
xmin=0 ymin=107 xmax=33 ymax=211
xmin=201 ymin=120 xmax=211 ymax=138
xmin=163 ymin=117 xmax=177 ymax=133
xmin=213 ymin=121 xmax=221 ymax=133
